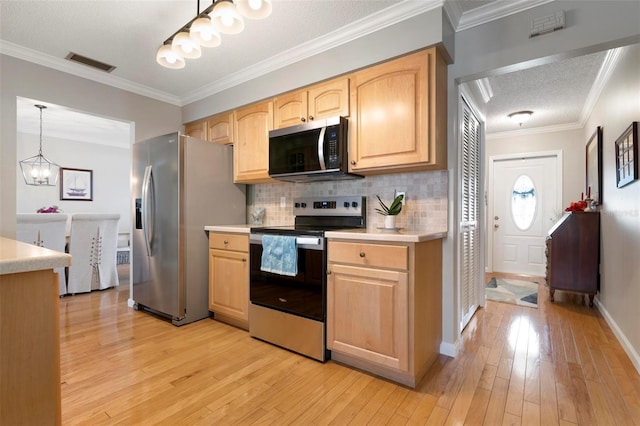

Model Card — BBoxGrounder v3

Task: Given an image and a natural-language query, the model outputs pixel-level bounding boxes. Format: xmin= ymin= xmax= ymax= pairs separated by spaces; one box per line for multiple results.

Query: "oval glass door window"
xmin=511 ymin=175 xmax=537 ymax=231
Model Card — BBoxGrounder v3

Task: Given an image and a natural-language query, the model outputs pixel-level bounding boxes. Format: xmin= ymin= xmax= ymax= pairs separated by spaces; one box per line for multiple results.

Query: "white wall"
xmin=0 ymin=55 xmax=182 ymax=238
xmin=16 ymin=132 xmax=131 ymax=235
xmin=486 ymin=128 xmax=585 ymax=207
xmin=584 ymin=43 xmax=640 ymax=371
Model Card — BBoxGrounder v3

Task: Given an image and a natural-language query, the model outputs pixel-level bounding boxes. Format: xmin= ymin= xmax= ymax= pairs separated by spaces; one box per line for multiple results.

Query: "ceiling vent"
xmin=529 ymin=11 xmax=565 ymax=38
xmin=65 ymin=52 xmax=116 ymax=73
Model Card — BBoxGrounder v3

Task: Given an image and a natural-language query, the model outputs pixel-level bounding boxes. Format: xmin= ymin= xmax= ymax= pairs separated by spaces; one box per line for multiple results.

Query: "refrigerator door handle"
xmin=141 ymin=165 xmax=155 ymax=256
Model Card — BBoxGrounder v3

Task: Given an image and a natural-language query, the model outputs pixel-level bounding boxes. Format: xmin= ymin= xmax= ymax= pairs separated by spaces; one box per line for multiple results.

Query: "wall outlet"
xmin=280 ymin=196 xmax=286 ymax=207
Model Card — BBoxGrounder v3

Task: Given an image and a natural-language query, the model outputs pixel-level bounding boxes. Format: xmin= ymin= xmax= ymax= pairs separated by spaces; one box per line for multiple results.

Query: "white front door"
xmin=490 ymin=154 xmax=561 ymax=276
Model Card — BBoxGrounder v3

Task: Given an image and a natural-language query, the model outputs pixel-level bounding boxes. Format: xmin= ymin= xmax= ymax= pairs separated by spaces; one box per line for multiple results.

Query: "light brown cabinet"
xmin=185 ymin=120 xmax=207 ymax=140
xmin=207 ymin=112 xmax=234 ymax=145
xmin=233 ymin=101 xmax=275 ymax=183
xmin=327 ymin=238 xmax=442 ymax=387
xmin=1 ymin=268 xmax=62 ymax=424
xmin=208 ymin=232 xmax=249 ymax=329
xmin=274 ymin=78 xmax=349 ymax=129
xmin=348 ymin=47 xmax=447 ymax=174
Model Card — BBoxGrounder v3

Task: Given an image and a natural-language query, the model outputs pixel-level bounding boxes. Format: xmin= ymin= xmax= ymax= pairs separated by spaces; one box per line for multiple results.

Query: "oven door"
xmin=249 ymin=234 xmax=326 ymax=322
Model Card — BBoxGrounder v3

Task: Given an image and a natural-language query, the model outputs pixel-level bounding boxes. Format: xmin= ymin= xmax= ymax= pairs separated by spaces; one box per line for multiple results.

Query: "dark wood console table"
xmin=546 ymin=211 xmax=600 ymax=307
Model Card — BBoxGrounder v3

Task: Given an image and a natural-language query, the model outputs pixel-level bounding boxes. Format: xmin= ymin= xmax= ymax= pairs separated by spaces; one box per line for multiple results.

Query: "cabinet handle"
xmin=327 ymin=270 xmax=332 ymax=275
xmin=300 ymin=117 xmax=306 ymax=122
xmin=242 ymin=258 xmax=247 ymax=262
xmin=223 ymin=240 xmax=229 ymax=244
xmin=359 ymin=252 xmax=365 ymax=258
xmin=350 ymin=160 xmax=356 ymax=165
xmin=308 ymin=115 xmax=314 ymax=121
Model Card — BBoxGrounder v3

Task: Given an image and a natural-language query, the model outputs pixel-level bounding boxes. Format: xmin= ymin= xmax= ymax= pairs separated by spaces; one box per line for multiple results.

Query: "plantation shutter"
xmin=460 ymin=97 xmax=482 ymax=331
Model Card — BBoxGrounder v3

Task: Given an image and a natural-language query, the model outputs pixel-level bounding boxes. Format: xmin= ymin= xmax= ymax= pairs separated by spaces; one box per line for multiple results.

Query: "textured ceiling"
xmin=5 ymin=1 xmax=616 ymax=142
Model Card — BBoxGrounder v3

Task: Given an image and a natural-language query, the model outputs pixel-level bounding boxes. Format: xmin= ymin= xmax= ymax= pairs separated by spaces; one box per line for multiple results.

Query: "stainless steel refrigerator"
xmin=132 ymin=132 xmax=246 ymax=326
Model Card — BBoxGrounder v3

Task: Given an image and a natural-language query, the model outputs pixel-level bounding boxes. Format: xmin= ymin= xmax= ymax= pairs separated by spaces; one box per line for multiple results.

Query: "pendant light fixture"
xmin=19 ymin=104 xmax=60 ymax=186
xmin=156 ymin=0 xmax=272 ymax=69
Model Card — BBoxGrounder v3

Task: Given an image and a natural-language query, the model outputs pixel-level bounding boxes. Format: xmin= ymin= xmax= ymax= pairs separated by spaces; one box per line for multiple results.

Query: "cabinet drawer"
xmin=209 ymin=233 xmax=248 ymax=252
xmin=328 ymin=241 xmax=408 ymax=270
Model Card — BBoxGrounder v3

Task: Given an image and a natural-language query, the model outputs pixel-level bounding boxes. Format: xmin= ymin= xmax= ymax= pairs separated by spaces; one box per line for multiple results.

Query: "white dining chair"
xmin=67 ymin=213 xmax=120 ymax=294
xmin=16 ymin=213 xmax=69 ymax=295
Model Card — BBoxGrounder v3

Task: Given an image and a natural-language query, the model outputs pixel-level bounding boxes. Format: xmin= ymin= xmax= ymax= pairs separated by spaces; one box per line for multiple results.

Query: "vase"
xmin=384 ymin=215 xmax=396 ymax=229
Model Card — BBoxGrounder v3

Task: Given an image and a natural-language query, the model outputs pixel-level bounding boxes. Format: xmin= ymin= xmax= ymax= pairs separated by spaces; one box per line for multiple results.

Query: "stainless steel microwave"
xmin=268 ymin=116 xmax=362 ymax=182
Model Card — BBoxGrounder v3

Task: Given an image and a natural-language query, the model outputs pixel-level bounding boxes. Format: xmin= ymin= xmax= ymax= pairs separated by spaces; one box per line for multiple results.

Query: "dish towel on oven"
xmin=260 ymin=235 xmax=298 ymax=276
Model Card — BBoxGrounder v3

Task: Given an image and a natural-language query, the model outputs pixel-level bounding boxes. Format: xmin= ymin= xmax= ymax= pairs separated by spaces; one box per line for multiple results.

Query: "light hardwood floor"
xmin=59 ymin=272 xmax=640 ymax=425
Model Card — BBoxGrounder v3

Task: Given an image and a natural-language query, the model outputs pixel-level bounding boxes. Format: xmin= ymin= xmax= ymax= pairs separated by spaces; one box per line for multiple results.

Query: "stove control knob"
xmin=294 ymin=203 xmax=300 ymax=208
xmin=301 ymin=202 xmax=307 ymax=208
xmin=351 ymin=202 xmax=358 ymax=208
xmin=343 ymin=202 xmax=350 ymax=208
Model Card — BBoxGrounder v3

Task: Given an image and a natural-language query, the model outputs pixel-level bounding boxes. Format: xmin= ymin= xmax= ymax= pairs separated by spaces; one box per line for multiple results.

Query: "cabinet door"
xmin=207 ymin=113 xmax=233 ymax=145
xmin=274 ymin=90 xmax=308 ymax=129
xmin=307 ymin=78 xmax=349 ymax=121
xmin=327 ymin=263 xmax=409 ymax=372
xmin=349 ymin=48 xmax=445 ymax=173
xmin=233 ymin=102 xmax=274 ymax=183
xmin=209 ymin=249 xmax=249 ymax=323
xmin=185 ymin=120 xmax=207 ymax=140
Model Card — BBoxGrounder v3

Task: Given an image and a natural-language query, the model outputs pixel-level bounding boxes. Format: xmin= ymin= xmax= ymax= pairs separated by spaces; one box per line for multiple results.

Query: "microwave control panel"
xmin=326 ymin=125 xmax=340 ymax=168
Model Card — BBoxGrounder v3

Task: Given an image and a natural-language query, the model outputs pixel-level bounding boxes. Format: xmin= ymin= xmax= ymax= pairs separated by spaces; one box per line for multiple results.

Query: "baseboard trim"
xmin=440 ymin=340 xmax=459 ymax=357
xmin=595 ymin=296 xmax=640 ymax=375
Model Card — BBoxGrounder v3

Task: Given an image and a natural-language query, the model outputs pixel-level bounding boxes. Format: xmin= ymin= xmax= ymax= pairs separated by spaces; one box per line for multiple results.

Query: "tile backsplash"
xmin=247 ymin=170 xmax=448 ymax=232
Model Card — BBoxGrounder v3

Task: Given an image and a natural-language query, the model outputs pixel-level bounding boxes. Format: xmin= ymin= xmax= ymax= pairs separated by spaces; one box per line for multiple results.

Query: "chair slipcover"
xmin=16 ymin=213 xmax=69 ymax=295
xmin=68 ymin=213 xmax=120 ymax=294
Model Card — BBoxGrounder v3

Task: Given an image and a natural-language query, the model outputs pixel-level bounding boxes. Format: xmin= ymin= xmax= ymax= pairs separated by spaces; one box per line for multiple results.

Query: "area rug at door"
xmin=485 ymin=277 xmax=538 ymax=308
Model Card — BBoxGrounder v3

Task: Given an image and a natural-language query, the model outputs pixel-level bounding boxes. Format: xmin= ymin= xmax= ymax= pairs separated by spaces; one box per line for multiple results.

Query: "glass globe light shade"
xmin=156 ymin=44 xmax=186 ymax=69
xmin=210 ymin=0 xmax=245 ymax=34
xmin=172 ymin=31 xmax=202 ymax=59
xmin=190 ymin=16 xmax=222 ymax=47
xmin=236 ymin=0 xmax=272 ymax=19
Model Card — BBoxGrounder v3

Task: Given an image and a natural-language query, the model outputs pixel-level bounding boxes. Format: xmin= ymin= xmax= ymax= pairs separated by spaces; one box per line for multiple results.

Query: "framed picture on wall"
xmin=60 ymin=167 xmax=93 ymax=201
xmin=585 ymin=126 xmax=603 ymax=204
xmin=615 ymin=122 xmax=638 ymax=188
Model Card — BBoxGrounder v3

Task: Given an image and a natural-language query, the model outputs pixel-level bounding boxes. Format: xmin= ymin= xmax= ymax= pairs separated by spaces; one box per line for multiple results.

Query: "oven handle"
xmin=250 ymin=234 xmax=324 ymax=250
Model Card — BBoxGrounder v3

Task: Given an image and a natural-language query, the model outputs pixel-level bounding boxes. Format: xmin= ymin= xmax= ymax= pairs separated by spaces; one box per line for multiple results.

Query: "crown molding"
xmin=181 ymin=0 xmax=442 ymax=105
xmin=453 ymin=0 xmax=555 ymax=32
xmin=487 ymin=121 xmax=584 ymax=140
xmin=578 ymin=47 xmax=623 ymax=126
xmin=0 ymin=40 xmax=182 ymax=106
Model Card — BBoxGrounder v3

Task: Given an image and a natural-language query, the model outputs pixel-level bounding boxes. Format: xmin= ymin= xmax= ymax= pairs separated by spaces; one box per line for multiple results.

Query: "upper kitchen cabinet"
xmin=185 ymin=120 xmax=207 ymax=140
xmin=348 ymin=47 xmax=447 ymax=174
xmin=207 ymin=112 xmax=234 ymax=145
xmin=233 ymin=101 xmax=275 ymax=183
xmin=274 ymin=78 xmax=349 ymax=129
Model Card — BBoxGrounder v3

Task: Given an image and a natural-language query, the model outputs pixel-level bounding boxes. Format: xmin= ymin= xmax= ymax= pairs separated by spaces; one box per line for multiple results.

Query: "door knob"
xmin=494 ymin=216 xmax=499 ymax=220
xmin=494 ymin=224 xmax=499 ymax=228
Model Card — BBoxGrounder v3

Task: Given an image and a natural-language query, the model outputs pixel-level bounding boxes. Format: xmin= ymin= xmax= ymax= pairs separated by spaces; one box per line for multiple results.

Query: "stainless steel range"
xmin=249 ymin=195 xmax=366 ymax=361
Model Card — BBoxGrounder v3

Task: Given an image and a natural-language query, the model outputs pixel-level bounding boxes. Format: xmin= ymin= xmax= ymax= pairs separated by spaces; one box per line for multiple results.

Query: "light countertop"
xmin=0 ymin=237 xmax=72 ymax=275
xmin=205 ymin=225 xmax=446 ymax=243
xmin=325 ymin=228 xmax=447 ymax=243
xmin=204 ymin=224 xmax=253 ymax=234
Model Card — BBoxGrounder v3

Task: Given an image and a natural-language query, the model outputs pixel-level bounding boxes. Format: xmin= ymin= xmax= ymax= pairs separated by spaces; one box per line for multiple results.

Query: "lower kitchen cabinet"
xmin=208 ymin=232 xmax=249 ymax=329
xmin=327 ymin=238 xmax=442 ymax=388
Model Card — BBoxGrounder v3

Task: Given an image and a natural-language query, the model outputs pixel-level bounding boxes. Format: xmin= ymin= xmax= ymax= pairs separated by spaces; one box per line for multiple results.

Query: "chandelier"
xmin=19 ymin=104 xmax=60 ymax=186
xmin=157 ymin=0 xmax=272 ymax=69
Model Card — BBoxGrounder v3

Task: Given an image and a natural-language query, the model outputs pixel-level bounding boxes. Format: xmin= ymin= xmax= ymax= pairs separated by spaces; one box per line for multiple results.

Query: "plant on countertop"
xmin=375 ymin=194 xmax=404 ymax=216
